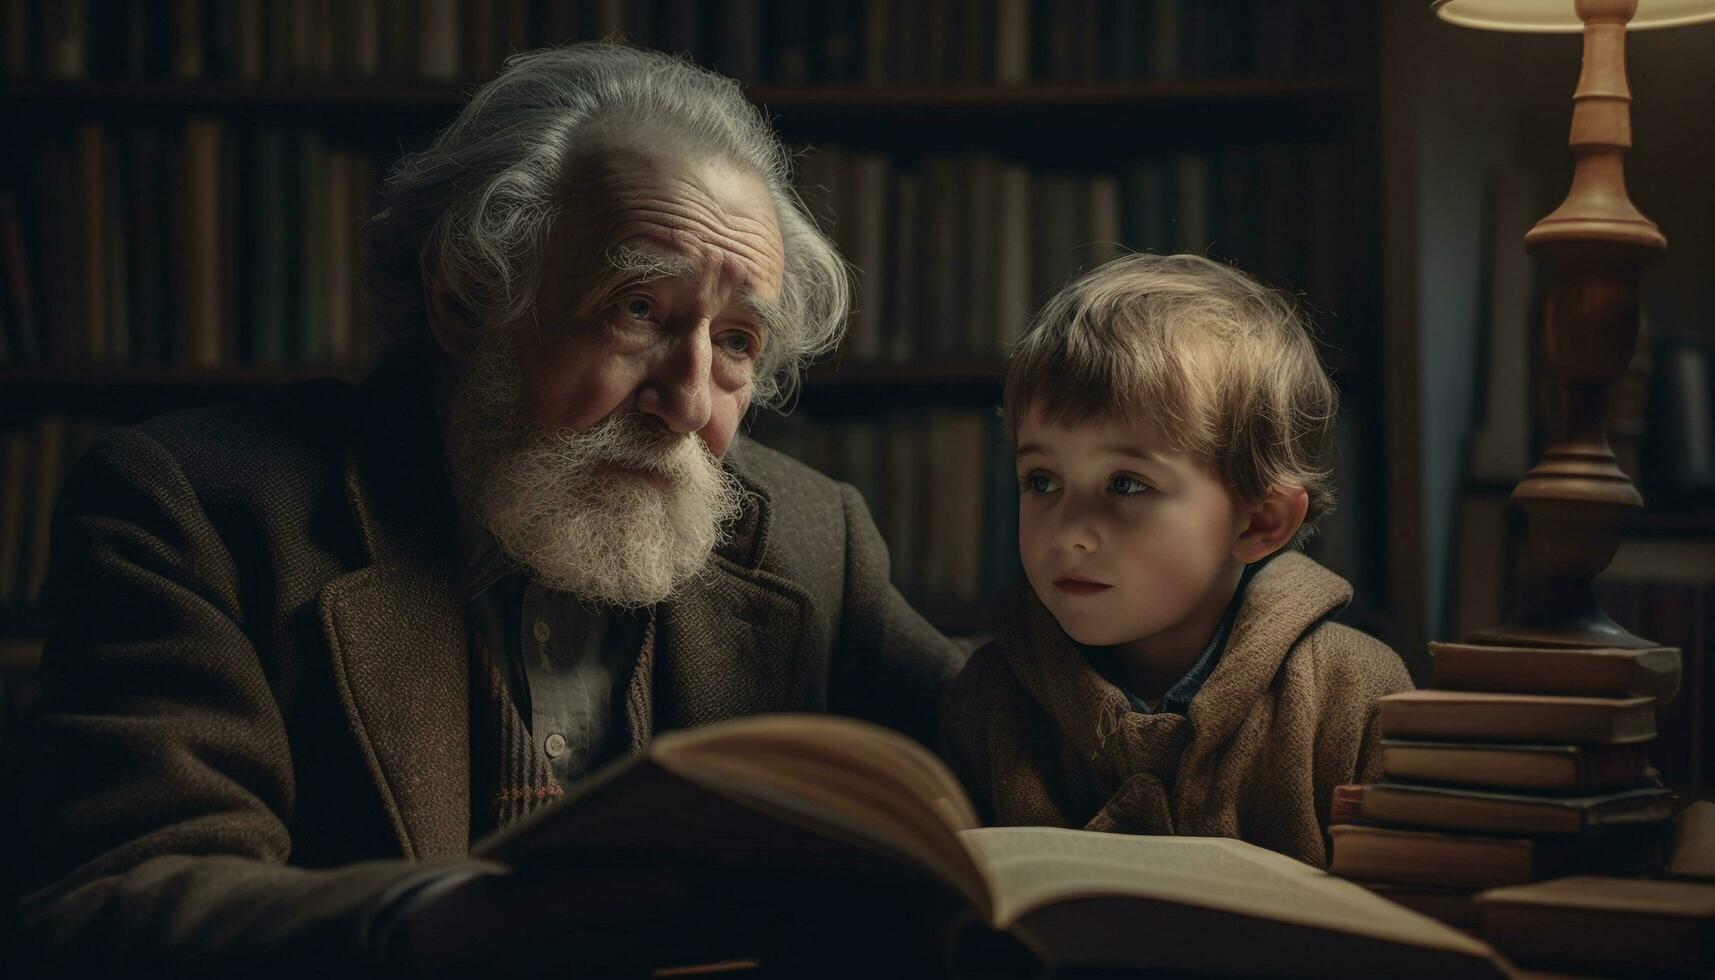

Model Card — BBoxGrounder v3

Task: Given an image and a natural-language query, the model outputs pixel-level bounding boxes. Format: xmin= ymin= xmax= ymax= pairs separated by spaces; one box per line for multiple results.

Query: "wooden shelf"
xmin=2 ymin=75 xmax=1359 ymax=112
xmin=0 ymin=364 xmax=361 ymax=389
xmin=2 ymin=76 xmax=1365 ymax=156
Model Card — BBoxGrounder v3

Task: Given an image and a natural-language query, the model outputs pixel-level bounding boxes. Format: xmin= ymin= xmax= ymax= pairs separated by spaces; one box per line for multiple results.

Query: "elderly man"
xmin=14 ymin=44 xmax=963 ymax=976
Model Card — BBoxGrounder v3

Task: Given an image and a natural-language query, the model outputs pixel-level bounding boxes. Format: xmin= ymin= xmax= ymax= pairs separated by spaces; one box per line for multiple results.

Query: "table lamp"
xmin=1432 ymin=0 xmax=1715 ymax=652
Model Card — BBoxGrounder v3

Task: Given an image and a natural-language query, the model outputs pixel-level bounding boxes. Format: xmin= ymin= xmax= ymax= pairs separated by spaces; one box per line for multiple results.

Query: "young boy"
xmin=940 ymin=253 xmax=1413 ymax=867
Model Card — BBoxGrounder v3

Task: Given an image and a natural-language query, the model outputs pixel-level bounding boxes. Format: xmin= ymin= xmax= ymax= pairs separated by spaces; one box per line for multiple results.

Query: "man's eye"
xmin=1109 ymin=474 xmax=1150 ymax=496
xmin=618 ymin=296 xmax=653 ymax=320
xmin=719 ymin=332 xmax=755 ymax=357
xmin=1019 ymin=473 xmax=1060 ymax=495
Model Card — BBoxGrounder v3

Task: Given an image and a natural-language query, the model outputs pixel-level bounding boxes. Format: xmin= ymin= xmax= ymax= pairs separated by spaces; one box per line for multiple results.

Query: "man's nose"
xmin=636 ymin=326 xmax=714 ymax=435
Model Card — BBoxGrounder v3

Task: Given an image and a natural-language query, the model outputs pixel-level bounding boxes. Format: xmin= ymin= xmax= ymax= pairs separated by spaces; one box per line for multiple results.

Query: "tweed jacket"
xmin=11 ymin=351 xmax=964 ymax=977
xmin=940 ymin=552 xmax=1414 ymax=867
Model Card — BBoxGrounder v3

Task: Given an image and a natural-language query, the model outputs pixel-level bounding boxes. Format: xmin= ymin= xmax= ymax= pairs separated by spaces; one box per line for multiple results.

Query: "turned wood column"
xmin=1468 ymin=0 xmax=1668 ymax=650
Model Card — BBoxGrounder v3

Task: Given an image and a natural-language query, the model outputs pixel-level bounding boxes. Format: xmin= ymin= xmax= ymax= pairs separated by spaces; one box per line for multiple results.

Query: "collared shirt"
xmin=460 ymin=516 xmax=646 ymax=789
xmin=1084 ymin=564 xmax=1257 ymax=716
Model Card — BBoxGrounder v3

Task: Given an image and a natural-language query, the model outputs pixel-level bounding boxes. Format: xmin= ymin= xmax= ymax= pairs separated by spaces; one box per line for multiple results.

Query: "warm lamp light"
xmin=1434 ymin=0 xmax=1715 ymax=31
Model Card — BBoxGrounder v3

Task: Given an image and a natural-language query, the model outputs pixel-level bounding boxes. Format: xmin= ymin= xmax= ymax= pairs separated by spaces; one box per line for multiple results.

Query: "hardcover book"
xmin=1330 ymin=822 xmax=1668 ymax=890
xmin=1358 ymin=782 xmax=1676 ymax=836
xmin=1429 ymin=641 xmax=1681 ymax=702
xmin=1477 ymin=876 xmax=1715 ymax=976
xmin=477 ymin=714 xmax=1508 ymax=977
xmin=1378 ymin=689 xmax=1657 ymax=744
xmin=1378 ymin=739 xmax=1652 ymax=793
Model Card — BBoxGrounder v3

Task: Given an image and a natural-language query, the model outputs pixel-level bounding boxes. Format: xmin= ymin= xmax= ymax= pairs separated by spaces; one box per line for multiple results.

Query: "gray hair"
xmin=365 ymin=42 xmax=849 ymax=409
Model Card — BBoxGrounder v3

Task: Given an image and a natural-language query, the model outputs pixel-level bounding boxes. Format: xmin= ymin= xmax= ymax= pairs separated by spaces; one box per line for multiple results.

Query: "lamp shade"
xmin=1433 ymin=0 xmax=1715 ymax=30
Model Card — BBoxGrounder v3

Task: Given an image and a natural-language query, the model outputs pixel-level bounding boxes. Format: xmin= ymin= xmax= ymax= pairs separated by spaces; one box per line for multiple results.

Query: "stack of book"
xmin=1329 ymin=641 xmax=1683 ymax=929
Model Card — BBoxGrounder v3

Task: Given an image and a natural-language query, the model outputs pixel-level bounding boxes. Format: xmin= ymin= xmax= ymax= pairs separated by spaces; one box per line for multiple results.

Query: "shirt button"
xmin=544 ymin=732 xmax=567 ymax=759
xmin=533 ymin=620 xmax=551 ymax=644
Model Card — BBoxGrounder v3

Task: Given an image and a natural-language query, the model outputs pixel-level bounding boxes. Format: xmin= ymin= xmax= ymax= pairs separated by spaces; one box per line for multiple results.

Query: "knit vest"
xmin=468 ymin=638 xmax=563 ymax=840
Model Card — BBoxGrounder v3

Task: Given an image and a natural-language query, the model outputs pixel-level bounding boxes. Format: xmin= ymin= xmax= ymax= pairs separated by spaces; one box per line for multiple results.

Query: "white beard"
xmin=445 ymin=329 xmax=745 ymax=609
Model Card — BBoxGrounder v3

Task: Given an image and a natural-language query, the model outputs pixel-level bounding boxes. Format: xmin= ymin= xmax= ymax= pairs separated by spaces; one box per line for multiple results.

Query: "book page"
xmin=963 ymin=826 xmax=1493 ymax=957
xmin=657 ymin=714 xmax=993 ymax=912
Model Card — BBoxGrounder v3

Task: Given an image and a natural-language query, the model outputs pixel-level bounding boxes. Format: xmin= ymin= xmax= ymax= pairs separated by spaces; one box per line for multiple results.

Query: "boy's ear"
xmin=1232 ymin=486 xmax=1309 ymax=564
xmin=422 ymin=253 xmax=479 ymax=361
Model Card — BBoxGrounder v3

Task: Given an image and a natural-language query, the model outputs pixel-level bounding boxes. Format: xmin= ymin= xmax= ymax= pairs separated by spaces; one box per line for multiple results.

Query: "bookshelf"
xmin=0 ymin=0 xmax=1386 ymax=652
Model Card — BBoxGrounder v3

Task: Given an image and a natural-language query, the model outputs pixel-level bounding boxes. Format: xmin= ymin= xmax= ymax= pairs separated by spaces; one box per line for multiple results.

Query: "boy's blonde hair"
xmin=1004 ymin=253 xmax=1338 ymax=548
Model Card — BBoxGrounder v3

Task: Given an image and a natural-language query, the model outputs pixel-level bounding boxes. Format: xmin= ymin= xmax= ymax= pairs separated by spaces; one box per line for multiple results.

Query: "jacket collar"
xmin=1184 ymin=551 xmax=1350 ymax=746
xmin=993 ymin=552 xmax=1350 ymax=795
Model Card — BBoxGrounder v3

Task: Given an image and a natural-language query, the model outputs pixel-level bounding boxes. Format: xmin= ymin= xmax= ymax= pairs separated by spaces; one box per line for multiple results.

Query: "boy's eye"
xmin=1109 ymin=474 xmax=1151 ymax=496
xmin=618 ymin=296 xmax=654 ymax=320
xmin=1020 ymin=473 xmax=1061 ymax=495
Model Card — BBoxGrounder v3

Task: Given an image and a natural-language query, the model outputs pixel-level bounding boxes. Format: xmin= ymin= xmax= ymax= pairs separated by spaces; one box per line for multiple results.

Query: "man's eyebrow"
xmin=742 ymin=292 xmax=789 ymax=340
xmin=603 ymin=241 xmax=696 ymax=282
xmin=1014 ymin=443 xmax=1046 ymax=458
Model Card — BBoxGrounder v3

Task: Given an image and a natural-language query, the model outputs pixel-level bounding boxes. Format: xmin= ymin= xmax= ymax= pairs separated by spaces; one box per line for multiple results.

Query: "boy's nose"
xmin=1050 ymin=512 xmax=1099 ymax=553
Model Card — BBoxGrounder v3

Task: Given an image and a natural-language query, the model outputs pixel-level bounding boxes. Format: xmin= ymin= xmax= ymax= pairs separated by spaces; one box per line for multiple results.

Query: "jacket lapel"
xmin=319 ymin=556 xmax=469 ymax=858
xmin=634 ymin=464 xmax=813 ymax=739
xmin=318 ymin=352 xmax=472 ymax=859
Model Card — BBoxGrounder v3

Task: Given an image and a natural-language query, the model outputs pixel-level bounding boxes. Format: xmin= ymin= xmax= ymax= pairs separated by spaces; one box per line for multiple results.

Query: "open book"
xmin=476 ymin=714 xmax=1508 ymax=978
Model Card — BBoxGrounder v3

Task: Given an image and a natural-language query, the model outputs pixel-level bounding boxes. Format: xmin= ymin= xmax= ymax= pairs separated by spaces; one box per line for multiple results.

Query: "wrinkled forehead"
xmin=562 ymin=136 xmax=786 ymax=300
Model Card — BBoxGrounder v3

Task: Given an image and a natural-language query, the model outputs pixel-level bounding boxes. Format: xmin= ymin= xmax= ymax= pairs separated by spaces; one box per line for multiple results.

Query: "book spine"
xmin=76 ymin=124 xmax=109 ymax=363
xmin=420 ymin=0 xmax=463 ymax=79
xmin=994 ymin=0 xmax=1028 ymax=83
xmin=182 ymin=119 xmax=224 ymax=368
xmin=993 ymin=162 xmax=1032 ymax=355
xmin=0 ymin=196 xmax=40 ymax=363
xmin=45 ymin=0 xmax=89 ymax=79
xmin=325 ymin=149 xmax=355 ymax=365
xmin=846 ymin=155 xmax=888 ymax=363
xmin=24 ymin=416 xmax=66 ymax=606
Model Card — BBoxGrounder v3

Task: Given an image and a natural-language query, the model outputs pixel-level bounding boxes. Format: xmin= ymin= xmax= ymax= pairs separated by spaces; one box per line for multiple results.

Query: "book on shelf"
xmin=1475 ymin=876 xmax=1715 ymax=977
xmin=23 ymin=415 xmax=66 ymax=607
xmin=1329 ymin=822 xmax=1670 ymax=890
xmin=6 ymin=119 xmax=378 ymax=371
xmin=1378 ymin=739 xmax=1654 ymax=794
xmin=1429 ymin=640 xmax=1682 ymax=702
xmin=1354 ymin=781 xmax=1677 ymax=837
xmin=5 ymin=135 xmax=1358 ymax=374
xmin=1377 ymin=689 xmax=1658 ymax=744
xmin=752 ymin=407 xmax=1010 ymax=609
xmin=475 ymin=712 xmax=1507 ymax=978
xmin=0 ymin=194 xmax=39 ymax=363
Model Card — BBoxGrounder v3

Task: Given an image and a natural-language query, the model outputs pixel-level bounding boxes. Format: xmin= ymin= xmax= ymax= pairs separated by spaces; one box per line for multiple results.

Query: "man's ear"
xmin=421 ymin=252 xmax=479 ymax=361
xmin=1232 ymin=485 xmax=1310 ymax=564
